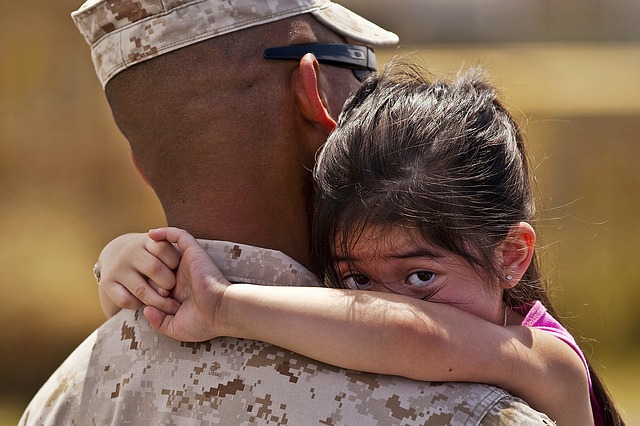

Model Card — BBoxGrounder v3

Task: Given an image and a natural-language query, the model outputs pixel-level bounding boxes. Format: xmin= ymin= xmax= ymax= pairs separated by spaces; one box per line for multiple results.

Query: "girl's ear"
xmin=291 ymin=53 xmax=337 ymax=133
xmin=499 ymin=222 xmax=536 ymax=289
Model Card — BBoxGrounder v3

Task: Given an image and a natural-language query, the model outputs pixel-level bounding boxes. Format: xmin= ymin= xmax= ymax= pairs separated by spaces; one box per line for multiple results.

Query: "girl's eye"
xmin=343 ymin=274 xmax=372 ymax=290
xmin=407 ymin=270 xmax=436 ymax=287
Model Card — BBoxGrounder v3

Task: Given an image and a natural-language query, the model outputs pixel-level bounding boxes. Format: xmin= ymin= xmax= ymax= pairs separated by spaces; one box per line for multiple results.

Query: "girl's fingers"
xmin=102 ymin=281 xmax=144 ymax=311
xmin=142 ymin=305 xmax=167 ymax=332
xmin=125 ymin=274 xmax=180 ymax=314
xmin=147 ymin=278 xmax=169 ymax=298
xmin=104 ymin=270 xmax=180 ymax=314
xmin=146 ymin=292 xmax=180 ymax=316
xmin=152 ymin=227 xmax=201 ymax=253
xmin=145 ymin=238 xmax=181 ymax=270
xmin=142 ymin=255 xmax=177 ymax=291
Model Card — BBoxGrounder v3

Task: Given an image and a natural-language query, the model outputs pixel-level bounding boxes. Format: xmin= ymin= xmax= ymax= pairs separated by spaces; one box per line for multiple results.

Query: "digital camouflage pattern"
xmin=71 ymin=0 xmax=399 ymax=87
xmin=20 ymin=240 xmax=554 ymax=425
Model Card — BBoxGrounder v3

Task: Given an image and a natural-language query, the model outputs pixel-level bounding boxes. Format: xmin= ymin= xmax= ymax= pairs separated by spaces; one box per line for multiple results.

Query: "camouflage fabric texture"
xmin=71 ymin=0 xmax=399 ymax=87
xmin=20 ymin=240 xmax=554 ymax=425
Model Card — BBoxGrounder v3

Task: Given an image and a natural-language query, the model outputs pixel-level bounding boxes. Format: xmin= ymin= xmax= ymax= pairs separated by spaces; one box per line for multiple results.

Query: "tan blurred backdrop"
xmin=1 ymin=1 xmax=639 ymax=423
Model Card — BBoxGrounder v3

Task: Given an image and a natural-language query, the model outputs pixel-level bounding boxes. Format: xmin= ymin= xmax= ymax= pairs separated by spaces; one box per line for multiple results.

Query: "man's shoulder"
xmin=197 ymin=239 xmax=322 ymax=287
xmin=21 ymin=309 xmax=553 ymax=425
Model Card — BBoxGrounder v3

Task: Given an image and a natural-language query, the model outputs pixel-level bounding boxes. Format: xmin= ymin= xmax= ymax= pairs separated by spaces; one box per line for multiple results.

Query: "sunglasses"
xmin=263 ymin=43 xmax=377 ymax=82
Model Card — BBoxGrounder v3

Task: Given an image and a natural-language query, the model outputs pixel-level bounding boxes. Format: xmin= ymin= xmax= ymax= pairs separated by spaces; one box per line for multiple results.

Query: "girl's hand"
xmin=97 ymin=232 xmax=181 ymax=317
xmin=143 ymin=227 xmax=232 ymax=342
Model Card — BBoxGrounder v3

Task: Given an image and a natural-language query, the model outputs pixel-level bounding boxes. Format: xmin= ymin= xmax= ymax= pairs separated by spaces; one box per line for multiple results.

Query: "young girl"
xmin=95 ymin=62 xmax=621 ymax=425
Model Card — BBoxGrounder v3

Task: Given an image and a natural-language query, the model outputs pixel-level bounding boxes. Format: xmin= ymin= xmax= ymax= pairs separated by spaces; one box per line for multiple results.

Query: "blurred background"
xmin=1 ymin=0 xmax=638 ymax=423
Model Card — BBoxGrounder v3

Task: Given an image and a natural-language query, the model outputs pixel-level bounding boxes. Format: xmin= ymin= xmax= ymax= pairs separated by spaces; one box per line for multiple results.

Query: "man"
xmin=20 ymin=0 xmax=553 ymax=424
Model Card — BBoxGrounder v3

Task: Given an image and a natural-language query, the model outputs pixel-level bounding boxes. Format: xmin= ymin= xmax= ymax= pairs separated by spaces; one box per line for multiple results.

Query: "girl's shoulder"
xmin=515 ymin=300 xmax=601 ymax=425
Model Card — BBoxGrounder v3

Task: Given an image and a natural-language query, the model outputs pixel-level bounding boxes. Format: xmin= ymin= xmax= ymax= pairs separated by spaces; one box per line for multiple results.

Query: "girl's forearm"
xmin=219 ymin=284 xmax=591 ymax=426
xmin=221 ymin=285 xmax=522 ymax=384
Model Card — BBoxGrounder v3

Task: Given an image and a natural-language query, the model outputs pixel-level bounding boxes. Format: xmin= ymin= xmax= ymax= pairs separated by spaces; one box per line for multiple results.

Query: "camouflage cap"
xmin=71 ymin=0 xmax=399 ymax=88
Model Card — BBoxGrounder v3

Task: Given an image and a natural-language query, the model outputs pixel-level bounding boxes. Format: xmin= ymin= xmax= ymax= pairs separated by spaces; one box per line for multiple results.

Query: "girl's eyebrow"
xmin=333 ymin=254 xmax=355 ymax=262
xmin=334 ymin=247 xmax=444 ymax=262
xmin=388 ymin=247 xmax=444 ymax=260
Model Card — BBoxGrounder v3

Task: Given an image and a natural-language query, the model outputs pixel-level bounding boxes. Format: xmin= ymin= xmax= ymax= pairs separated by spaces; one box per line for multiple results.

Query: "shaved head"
xmin=106 ymin=14 xmax=351 ymax=189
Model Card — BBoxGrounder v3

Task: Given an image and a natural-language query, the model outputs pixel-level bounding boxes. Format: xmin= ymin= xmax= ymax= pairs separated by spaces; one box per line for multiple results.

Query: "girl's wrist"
xmin=217 ymin=283 xmax=274 ymax=341
xmin=213 ymin=282 xmax=245 ymax=339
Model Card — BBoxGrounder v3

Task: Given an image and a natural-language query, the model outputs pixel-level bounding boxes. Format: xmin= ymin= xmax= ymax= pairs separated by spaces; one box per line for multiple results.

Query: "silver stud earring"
xmin=506 ymin=274 xmax=513 ymax=281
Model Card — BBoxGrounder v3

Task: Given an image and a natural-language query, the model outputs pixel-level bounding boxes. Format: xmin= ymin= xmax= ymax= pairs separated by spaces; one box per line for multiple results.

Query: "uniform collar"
xmin=197 ymin=239 xmax=322 ymax=288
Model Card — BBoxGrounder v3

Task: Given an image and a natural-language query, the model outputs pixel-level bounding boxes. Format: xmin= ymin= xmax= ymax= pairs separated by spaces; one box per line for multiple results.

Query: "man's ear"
xmin=499 ymin=222 xmax=536 ymax=288
xmin=291 ymin=53 xmax=336 ymax=132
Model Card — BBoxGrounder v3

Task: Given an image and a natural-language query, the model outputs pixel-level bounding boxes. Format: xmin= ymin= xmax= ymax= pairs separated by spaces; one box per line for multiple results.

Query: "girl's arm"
xmin=145 ymin=227 xmax=593 ymax=426
xmin=191 ymin=285 xmax=591 ymax=425
xmin=96 ymin=233 xmax=182 ymax=317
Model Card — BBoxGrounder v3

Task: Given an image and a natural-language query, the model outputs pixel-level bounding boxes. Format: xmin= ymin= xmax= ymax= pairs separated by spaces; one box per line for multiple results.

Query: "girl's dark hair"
xmin=311 ymin=60 xmax=623 ymax=425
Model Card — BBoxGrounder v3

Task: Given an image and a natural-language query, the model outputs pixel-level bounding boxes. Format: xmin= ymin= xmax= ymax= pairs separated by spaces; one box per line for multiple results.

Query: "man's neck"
xmin=163 ymin=189 xmax=315 ymax=274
